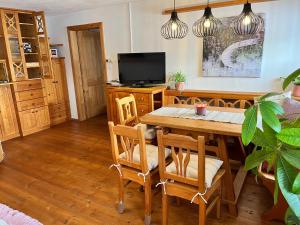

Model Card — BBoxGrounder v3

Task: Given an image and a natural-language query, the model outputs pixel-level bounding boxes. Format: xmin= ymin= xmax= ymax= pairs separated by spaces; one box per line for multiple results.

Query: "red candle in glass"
xmin=195 ymin=103 xmax=207 ymax=116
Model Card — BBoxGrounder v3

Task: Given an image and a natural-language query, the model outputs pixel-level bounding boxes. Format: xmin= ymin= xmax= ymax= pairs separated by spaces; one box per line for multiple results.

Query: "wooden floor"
xmin=0 ymin=116 xmax=283 ymax=225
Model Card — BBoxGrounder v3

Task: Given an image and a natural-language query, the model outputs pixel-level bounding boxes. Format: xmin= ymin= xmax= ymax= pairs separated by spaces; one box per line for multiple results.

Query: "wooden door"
xmin=34 ymin=12 xmax=53 ymax=79
xmin=44 ymin=78 xmax=57 ymax=106
xmin=1 ymin=10 xmax=28 ymax=81
xmin=19 ymin=109 xmax=38 ymax=135
xmin=0 ymin=85 xmax=19 ymax=141
xmin=36 ymin=106 xmax=50 ymax=128
xmin=52 ymin=59 xmax=66 ymax=104
xmin=76 ymin=30 xmax=106 ymax=119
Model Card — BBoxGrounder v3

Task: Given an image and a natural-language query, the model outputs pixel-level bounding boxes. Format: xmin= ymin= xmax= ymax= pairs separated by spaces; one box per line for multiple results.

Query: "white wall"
xmin=47 ymin=0 xmax=300 ymax=119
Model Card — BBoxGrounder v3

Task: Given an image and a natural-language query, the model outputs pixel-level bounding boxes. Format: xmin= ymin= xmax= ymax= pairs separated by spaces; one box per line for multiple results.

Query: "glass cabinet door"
xmin=34 ymin=12 xmax=53 ymax=79
xmin=1 ymin=11 xmax=28 ymax=81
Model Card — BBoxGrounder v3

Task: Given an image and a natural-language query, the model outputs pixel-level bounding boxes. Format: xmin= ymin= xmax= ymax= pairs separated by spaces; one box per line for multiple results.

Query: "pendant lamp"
xmin=161 ymin=0 xmax=188 ymax=40
xmin=231 ymin=1 xmax=263 ymax=36
xmin=192 ymin=0 xmax=221 ymax=37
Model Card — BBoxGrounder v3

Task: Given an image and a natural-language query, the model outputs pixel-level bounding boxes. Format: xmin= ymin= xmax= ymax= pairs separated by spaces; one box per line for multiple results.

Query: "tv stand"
xmin=106 ymin=85 xmax=166 ymax=124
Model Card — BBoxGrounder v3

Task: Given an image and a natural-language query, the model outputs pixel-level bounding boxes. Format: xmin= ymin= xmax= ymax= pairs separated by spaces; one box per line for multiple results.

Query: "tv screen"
xmin=118 ymin=52 xmax=166 ymax=85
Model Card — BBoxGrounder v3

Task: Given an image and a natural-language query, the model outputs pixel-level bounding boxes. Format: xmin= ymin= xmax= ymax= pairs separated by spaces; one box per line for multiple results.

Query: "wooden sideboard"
xmin=106 ymin=85 xmax=166 ymax=124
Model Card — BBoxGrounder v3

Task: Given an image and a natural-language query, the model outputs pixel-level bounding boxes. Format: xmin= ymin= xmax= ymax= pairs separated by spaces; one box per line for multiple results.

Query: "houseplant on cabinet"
xmin=242 ymin=68 xmax=300 ymax=224
xmin=173 ymin=71 xmax=186 ymax=91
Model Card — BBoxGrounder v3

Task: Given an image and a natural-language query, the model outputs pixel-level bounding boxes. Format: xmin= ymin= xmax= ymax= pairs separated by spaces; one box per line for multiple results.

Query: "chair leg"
xmin=199 ymin=202 xmax=206 ymax=225
xmin=144 ymin=181 xmax=152 ymax=225
xmin=118 ymin=176 xmax=125 ymax=214
xmin=162 ymin=193 xmax=168 ymax=225
xmin=216 ymin=196 xmax=221 ymax=219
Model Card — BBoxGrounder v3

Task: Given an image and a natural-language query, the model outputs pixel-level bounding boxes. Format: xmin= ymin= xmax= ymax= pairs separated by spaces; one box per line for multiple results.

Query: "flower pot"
xmin=175 ymin=82 xmax=185 ymax=91
xmin=292 ymin=84 xmax=300 ymax=97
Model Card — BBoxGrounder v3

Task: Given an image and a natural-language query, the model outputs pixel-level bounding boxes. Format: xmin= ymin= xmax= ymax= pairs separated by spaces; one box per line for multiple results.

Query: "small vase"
xmin=292 ymin=84 xmax=300 ymax=97
xmin=175 ymin=82 xmax=185 ymax=91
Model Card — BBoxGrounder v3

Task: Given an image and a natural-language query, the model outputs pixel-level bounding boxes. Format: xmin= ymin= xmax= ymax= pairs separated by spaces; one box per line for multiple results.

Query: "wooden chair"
xmin=108 ymin=121 xmax=169 ymax=225
xmin=0 ymin=142 xmax=3 ymax=163
xmin=115 ymin=94 xmax=156 ymax=140
xmin=157 ymin=131 xmax=225 ymax=225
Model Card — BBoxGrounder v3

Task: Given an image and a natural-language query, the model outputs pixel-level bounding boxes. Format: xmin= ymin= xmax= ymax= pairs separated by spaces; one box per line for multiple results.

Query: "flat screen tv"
xmin=118 ymin=52 xmax=166 ymax=86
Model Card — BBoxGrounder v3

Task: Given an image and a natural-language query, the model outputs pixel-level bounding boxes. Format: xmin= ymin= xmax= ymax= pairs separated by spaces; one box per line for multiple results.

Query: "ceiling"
xmin=0 ymin=0 xmax=140 ymax=15
xmin=0 ymin=0 xmax=230 ymax=16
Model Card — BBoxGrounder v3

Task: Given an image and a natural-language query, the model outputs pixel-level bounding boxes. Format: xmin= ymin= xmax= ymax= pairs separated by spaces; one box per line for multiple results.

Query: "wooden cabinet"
xmin=106 ymin=85 xmax=165 ymax=124
xmin=14 ymin=79 xmax=50 ymax=136
xmin=44 ymin=58 xmax=70 ymax=126
xmin=0 ymin=84 xmax=20 ymax=141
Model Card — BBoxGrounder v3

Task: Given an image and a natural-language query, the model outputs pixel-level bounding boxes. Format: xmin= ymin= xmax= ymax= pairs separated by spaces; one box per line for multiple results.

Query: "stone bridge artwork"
xmin=202 ymin=14 xmax=265 ymax=78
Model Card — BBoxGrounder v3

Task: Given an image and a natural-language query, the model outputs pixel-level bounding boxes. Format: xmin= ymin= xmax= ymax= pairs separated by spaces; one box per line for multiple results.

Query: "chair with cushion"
xmin=115 ymin=94 xmax=156 ymax=140
xmin=157 ymin=130 xmax=225 ymax=225
xmin=108 ymin=121 xmax=170 ymax=225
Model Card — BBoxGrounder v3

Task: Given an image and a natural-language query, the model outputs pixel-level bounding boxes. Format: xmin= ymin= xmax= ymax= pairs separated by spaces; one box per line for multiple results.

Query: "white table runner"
xmin=149 ymin=107 xmax=245 ymax=124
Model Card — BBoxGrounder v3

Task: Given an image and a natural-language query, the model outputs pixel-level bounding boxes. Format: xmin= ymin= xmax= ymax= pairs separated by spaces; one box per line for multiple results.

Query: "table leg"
xmin=219 ymin=135 xmax=238 ymax=216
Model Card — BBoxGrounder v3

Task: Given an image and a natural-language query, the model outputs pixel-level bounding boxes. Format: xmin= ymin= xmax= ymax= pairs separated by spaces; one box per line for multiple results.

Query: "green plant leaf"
xmin=283 ymin=68 xmax=300 ymax=90
xmin=259 ymin=92 xmax=281 ymax=101
xmin=263 ymin=121 xmax=277 ymax=147
xmin=285 ymin=207 xmax=300 ymax=225
xmin=245 ymin=147 xmax=274 ymax=171
xmin=277 ymin=156 xmax=300 ymax=218
xmin=259 ymin=101 xmax=283 ymax=133
xmin=274 ymin=179 xmax=279 ymax=205
xmin=281 ymin=149 xmax=300 ymax=169
xmin=242 ymin=106 xmax=258 ymax=146
xmin=292 ymin=174 xmax=300 ymax=194
xmin=277 ymin=128 xmax=300 ymax=147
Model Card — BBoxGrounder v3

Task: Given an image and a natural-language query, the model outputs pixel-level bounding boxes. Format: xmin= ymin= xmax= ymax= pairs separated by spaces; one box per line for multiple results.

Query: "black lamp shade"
xmin=161 ymin=11 xmax=189 ymax=40
xmin=231 ymin=3 xmax=263 ymax=36
xmin=192 ymin=7 xmax=221 ymax=38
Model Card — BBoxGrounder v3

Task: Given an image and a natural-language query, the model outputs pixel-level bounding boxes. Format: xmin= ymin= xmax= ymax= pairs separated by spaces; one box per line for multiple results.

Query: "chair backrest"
xmin=108 ymin=121 xmax=148 ymax=172
xmin=172 ymin=96 xmax=252 ymax=109
xmin=115 ymin=94 xmax=139 ymax=126
xmin=157 ymin=130 xmax=206 ymax=192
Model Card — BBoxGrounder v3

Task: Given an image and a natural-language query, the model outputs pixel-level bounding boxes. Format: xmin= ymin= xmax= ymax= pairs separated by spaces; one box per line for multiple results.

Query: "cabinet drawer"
xmin=17 ymin=98 xmax=46 ymax=111
xmin=134 ymin=93 xmax=149 ymax=104
xmin=49 ymin=103 xmax=66 ymax=115
xmin=14 ymin=80 xmax=43 ymax=92
xmin=137 ymin=104 xmax=149 ymax=116
xmin=15 ymin=89 xmax=44 ymax=101
xmin=50 ymin=110 xmax=67 ymax=120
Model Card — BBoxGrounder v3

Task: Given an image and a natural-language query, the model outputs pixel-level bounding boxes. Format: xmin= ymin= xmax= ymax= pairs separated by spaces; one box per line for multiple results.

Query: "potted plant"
xmin=242 ymin=68 xmax=300 ymax=224
xmin=173 ymin=72 xmax=186 ymax=91
xmin=292 ymin=77 xmax=300 ymax=97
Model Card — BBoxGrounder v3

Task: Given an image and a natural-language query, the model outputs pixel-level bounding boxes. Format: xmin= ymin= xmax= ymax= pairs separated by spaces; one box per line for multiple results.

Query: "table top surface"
xmin=140 ymin=104 xmax=245 ymax=137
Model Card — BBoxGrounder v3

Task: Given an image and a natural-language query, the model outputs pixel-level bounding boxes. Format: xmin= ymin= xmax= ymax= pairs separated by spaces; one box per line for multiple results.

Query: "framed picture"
xmin=203 ymin=14 xmax=265 ymax=78
xmin=51 ymin=48 xmax=58 ymax=57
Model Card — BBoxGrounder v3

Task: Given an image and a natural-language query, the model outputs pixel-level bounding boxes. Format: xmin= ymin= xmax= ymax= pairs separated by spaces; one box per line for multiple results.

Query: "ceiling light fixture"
xmin=192 ymin=0 xmax=221 ymax=38
xmin=231 ymin=1 xmax=264 ymax=36
xmin=161 ymin=0 xmax=189 ymax=40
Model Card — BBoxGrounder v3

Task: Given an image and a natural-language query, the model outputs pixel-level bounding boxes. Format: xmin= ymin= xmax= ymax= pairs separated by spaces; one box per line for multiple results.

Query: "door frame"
xmin=67 ymin=22 xmax=107 ymax=121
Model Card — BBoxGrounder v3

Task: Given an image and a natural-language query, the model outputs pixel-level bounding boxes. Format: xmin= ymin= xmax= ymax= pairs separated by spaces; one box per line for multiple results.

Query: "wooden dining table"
xmin=140 ymin=104 xmax=247 ymax=216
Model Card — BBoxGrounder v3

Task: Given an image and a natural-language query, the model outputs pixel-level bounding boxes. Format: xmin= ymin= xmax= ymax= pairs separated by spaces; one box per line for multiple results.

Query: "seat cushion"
xmin=166 ymin=153 xmax=223 ymax=188
xmin=134 ymin=123 xmax=156 ymax=140
xmin=120 ymin=144 xmax=171 ymax=171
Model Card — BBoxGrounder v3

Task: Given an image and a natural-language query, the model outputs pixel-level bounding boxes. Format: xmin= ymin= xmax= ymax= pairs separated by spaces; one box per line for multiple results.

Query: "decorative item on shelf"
xmin=51 ymin=48 xmax=58 ymax=58
xmin=192 ymin=0 xmax=221 ymax=37
xmin=23 ymin=42 xmax=32 ymax=53
xmin=0 ymin=60 xmax=9 ymax=83
xmin=161 ymin=0 xmax=188 ymax=40
xmin=292 ymin=77 xmax=300 ymax=97
xmin=242 ymin=68 xmax=300 ymax=224
xmin=195 ymin=102 xmax=207 ymax=116
xmin=231 ymin=1 xmax=264 ymax=36
xmin=173 ymin=71 xmax=186 ymax=91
